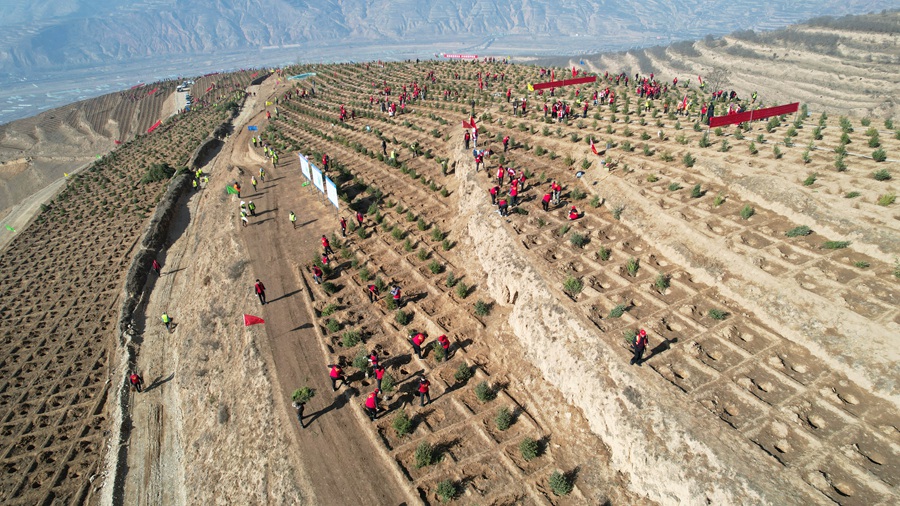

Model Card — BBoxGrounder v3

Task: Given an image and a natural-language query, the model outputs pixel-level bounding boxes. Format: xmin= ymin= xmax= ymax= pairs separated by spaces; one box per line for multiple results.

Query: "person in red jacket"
xmin=517 ymin=170 xmax=527 ymax=191
xmin=418 ymin=377 xmax=431 ymax=406
xmin=509 ymin=185 xmax=518 ymax=207
xmin=542 ymin=192 xmax=552 ymax=212
xmin=339 ymin=216 xmax=347 ymax=237
xmin=364 ymin=389 xmax=380 ymax=421
xmin=551 ymin=181 xmax=562 ymax=204
xmin=631 ymin=329 xmax=648 ymax=366
xmin=464 ymin=131 xmax=471 ymax=149
xmin=254 ymin=279 xmax=266 ymax=305
xmin=489 ymin=185 xmax=499 ymax=205
xmin=311 ymin=265 xmax=323 ymax=285
xmin=568 ymin=206 xmax=580 ymax=220
xmin=367 ymin=284 xmax=379 ymax=303
xmin=437 ymin=334 xmax=451 ymax=360
xmin=151 ymin=259 xmax=161 ymax=276
xmin=502 ymin=135 xmax=510 ymax=152
xmin=497 ymin=166 xmax=505 ymax=187
xmin=321 ymin=235 xmax=334 ymax=255
xmin=356 ymin=210 xmax=365 ymax=228
xmin=329 ymin=364 xmax=345 ymax=391
xmin=410 ymin=332 xmax=425 ymax=358
xmin=391 ymin=285 xmax=402 ymax=307
xmin=374 ymin=364 xmax=385 ymax=391
xmin=129 ymin=371 xmax=144 ymax=393
xmin=498 ymin=198 xmax=508 ymax=217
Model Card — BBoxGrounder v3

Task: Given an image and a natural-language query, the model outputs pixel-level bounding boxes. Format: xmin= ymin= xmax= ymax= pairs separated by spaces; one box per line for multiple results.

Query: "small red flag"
xmin=114 ymin=140 xmax=122 ymax=145
xmin=572 ymin=66 xmax=576 ymax=78
xmin=590 ymin=138 xmax=598 ymax=156
xmin=698 ymin=75 xmax=703 ymax=84
xmin=243 ymin=314 xmax=265 ymax=326
xmin=551 ymin=69 xmax=555 ymax=81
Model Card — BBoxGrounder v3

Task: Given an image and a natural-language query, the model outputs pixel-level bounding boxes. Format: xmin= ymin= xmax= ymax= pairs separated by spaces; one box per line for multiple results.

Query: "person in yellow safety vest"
xmin=161 ymin=312 xmax=172 ymax=332
xmin=289 ymin=211 xmax=297 ymax=229
xmin=192 ymin=179 xmax=198 ymax=191
xmin=251 ymin=176 xmax=258 ymax=191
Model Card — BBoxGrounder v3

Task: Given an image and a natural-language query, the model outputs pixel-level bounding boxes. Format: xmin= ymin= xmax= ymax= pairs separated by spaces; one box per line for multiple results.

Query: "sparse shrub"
xmin=357 ymin=226 xmax=368 ymax=239
xmin=395 ymin=309 xmax=411 ymax=325
xmin=292 ymin=387 xmax=315 ymax=404
xmin=690 ymin=184 xmax=704 ymax=198
xmin=428 ymin=260 xmax=443 ymax=274
xmin=417 ymin=248 xmax=430 ymax=261
xmin=803 ymin=173 xmax=818 ymax=186
xmin=748 ymin=141 xmax=758 ymax=155
xmin=868 ymin=134 xmax=880 ymax=148
xmin=854 ymin=261 xmax=870 ymax=269
xmin=403 ymin=238 xmax=414 ymax=252
xmin=708 ymin=309 xmax=728 ymax=320
xmin=570 ymin=187 xmax=586 ymax=200
xmin=877 ymin=193 xmax=895 ymax=206
xmin=597 ymin=247 xmax=611 ymax=261
xmin=341 ymin=330 xmax=360 ymax=347
xmin=549 ymin=470 xmax=573 ymax=496
xmin=773 ymin=145 xmax=782 ymax=159
xmin=455 ymin=281 xmax=469 ymax=299
xmin=647 ymin=174 xmax=659 ymax=182
xmin=612 ymin=205 xmax=624 ymax=220
xmin=681 ymin=151 xmax=695 ymax=166
xmin=713 ymin=194 xmax=725 ymax=206
xmin=432 ymin=341 xmax=446 ymax=362
xmin=873 ymin=169 xmax=892 ymax=181
xmin=520 ymin=437 xmax=540 ymax=461
xmin=608 ymin=304 xmax=627 ymax=318
xmin=625 ymin=258 xmax=640 ymax=277
xmin=495 ymin=407 xmax=513 ymax=431
xmin=431 ymin=227 xmax=444 ymax=242
xmin=698 ymin=133 xmax=710 ymax=148
xmin=719 ymin=140 xmax=730 ymax=152
xmin=352 ymin=347 xmax=369 ymax=370
xmin=822 ymin=240 xmax=850 ymax=250
xmin=382 ymin=372 xmax=397 ymax=395
xmin=392 ymin=410 xmax=413 ymax=437
xmin=321 ymin=303 xmax=337 ymax=317
xmin=590 ymin=195 xmax=602 ymax=208
xmin=454 ymin=363 xmax=473 ymax=383
xmin=417 ymin=217 xmax=427 ymax=231
xmin=844 ymin=191 xmax=860 ymax=199
xmin=414 ymin=441 xmax=434 ymax=468
xmin=872 ymin=149 xmax=887 ymax=162
xmin=445 ymin=272 xmax=458 ymax=288
xmin=563 ymin=276 xmax=583 ymax=296
xmin=474 ymin=381 xmax=496 ymax=402
xmin=655 ymin=273 xmax=670 ymax=292
xmin=668 ymin=182 xmax=682 ymax=191
xmin=436 ymin=480 xmax=457 ymax=502
xmin=322 ymin=282 xmax=338 ymax=295
xmin=442 ymin=239 xmax=452 ymax=251
xmin=802 ymin=150 xmax=811 ymax=163
xmin=474 ymin=300 xmax=491 ymax=317
xmin=659 ymin=151 xmax=675 ymax=162
xmin=740 ymin=205 xmax=755 ymax=220
xmin=834 ymin=154 xmax=847 ymax=171
xmin=391 ymin=227 xmax=405 ymax=241
xmin=785 ymin=226 xmax=812 ymax=237
xmin=570 ymin=233 xmax=587 ymax=248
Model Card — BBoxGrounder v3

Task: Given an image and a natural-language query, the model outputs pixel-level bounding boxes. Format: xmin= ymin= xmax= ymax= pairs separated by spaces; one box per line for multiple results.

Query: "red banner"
xmin=443 ymin=54 xmax=478 ymax=59
xmin=243 ymin=314 xmax=265 ymax=326
xmin=147 ymin=87 xmax=158 ymax=96
xmin=709 ymin=102 xmax=799 ymax=128
xmin=532 ymin=76 xmax=596 ymax=91
xmin=250 ymin=72 xmax=259 ymax=78
xmin=205 ymin=85 xmax=214 ymax=93
xmin=147 ymin=120 xmax=161 ymax=133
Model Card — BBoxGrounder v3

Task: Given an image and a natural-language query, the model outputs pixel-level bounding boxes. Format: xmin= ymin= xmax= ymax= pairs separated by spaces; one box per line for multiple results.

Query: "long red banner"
xmin=709 ymin=102 xmax=799 ymax=128
xmin=531 ymin=76 xmax=597 ymax=90
xmin=443 ymin=54 xmax=478 ymax=59
xmin=147 ymin=120 xmax=161 ymax=133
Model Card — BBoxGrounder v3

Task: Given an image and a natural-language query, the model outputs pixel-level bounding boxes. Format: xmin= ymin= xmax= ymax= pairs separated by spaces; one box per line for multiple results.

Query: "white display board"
xmin=325 ymin=177 xmax=339 ymax=209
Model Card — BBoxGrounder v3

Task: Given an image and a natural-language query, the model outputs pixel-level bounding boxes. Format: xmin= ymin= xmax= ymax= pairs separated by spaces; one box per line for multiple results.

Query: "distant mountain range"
xmin=0 ymin=0 xmax=896 ymax=75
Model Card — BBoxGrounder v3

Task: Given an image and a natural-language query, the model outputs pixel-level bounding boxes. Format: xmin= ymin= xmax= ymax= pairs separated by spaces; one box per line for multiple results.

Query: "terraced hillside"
xmin=0 ymin=70 xmax=259 ymax=505
xmin=250 ymin=59 xmax=898 ymax=503
xmin=552 ymin=11 xmax=900 ymax=120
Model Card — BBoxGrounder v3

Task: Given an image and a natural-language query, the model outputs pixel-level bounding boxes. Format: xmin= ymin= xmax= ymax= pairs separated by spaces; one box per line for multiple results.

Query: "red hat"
xmin=639 ymin=329 xmax=647 ymax=337
xmin=571 ymin=206 xmax=577 ymax=210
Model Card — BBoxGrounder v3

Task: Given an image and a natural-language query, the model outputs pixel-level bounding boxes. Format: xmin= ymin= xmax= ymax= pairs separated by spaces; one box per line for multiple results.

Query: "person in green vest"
xmin=161 ymin=312 xmax=172 ymax=332
xmin=289 ymin=211 xmax=297 ymax=229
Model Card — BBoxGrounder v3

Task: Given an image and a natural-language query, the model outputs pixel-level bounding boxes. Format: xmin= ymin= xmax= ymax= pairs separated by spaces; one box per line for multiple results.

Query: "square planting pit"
xmin=786 ymin=396 xmax=854 ymax=439
xmin=839 ymin=290 xmax=891 ymax=320
xmin=584 ymin=270 xmax=629 ymax=293
xmin=818 ymin=377 xmax=884 ymax=420
xmin=834 ymin=425 xmax=900 ymax=487
xmin=676 ymin=296 xmax=726 ymax=329
xmin=755 ymin=255 xmax=791 ymax=277
xmin=701 ymin=216 xmax=743 ymax=238
xmin=731 ymin=364 xmax=802 ymax=406
xmin=813 ymin=259 xmax=859 ymax=285
xmin=481 ymin=404 xmax=537 ymax=445
xmin=419 ymin=402 xmax=470 ymax=434
xmin=689 ymin=336 xmax=747 ymax=372
xmin=697 ymin=383 xmax=768 ymax=431
xmin=803 ymin=458 xmax=887 ymax=506
xmin=749 ymin=418 xmax=816 ymax=467
xmin=849 ymin=277 xmax=900 ymax=307
xmin=762 ymin=346 xmax=825 ymax=386
xmin=795 ymin=269 xmax=842 ymax=296
xmin=451 ymin=454 xmax=521 ymax=499
xmin=735 ymin=230 xmax=774 ymax=249
xmin=716 ymin=320 xmax=777 ymax=355
xmin=611 ymin=290 xmax=666 ymax=321
xmin=649 ymin=352 xmax=715 ymax=393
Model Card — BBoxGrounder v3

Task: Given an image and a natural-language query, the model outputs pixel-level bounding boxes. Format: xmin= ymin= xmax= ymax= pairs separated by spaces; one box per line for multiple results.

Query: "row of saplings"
xmin=290 ymin=363 xmax=574 ymax=501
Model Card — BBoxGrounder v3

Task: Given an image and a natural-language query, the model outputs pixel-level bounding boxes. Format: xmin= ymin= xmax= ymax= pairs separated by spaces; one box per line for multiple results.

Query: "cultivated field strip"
xmin=0 ymin=70 xmax=258 ymax=504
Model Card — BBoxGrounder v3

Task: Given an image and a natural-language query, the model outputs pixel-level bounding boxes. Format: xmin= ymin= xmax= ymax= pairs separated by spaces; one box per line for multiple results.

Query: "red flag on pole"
xmin=572 ymin=66 xmax=577 ymax=78
xmin=698 ymin=75 xmax=703 ymax=85
xmin=551 ymin=69 xmax=555 ymax=81
xmin=590 ymin=138 xmax=598 ymax=156
xmin=243 ymin=314 xmax=265 ymax=326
